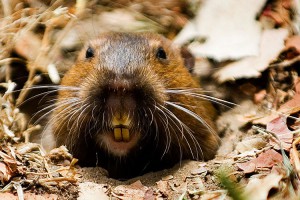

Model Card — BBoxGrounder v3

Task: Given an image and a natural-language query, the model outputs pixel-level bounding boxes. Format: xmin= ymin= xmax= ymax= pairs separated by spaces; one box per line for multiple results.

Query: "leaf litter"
xmin=1 ymin=0 xmax=300 ymax=199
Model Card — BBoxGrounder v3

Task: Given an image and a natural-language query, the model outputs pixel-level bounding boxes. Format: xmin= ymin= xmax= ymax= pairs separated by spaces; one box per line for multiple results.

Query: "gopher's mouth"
xmin=112 ymin=115 xmax=131 ymax=142
xmin=113 ymin=125 xmax=130 ymax=142
xmin=97 ymin=114 xmax=140 ymax=156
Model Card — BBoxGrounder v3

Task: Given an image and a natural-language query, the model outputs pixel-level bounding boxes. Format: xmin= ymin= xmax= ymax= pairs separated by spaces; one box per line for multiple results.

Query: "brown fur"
xmin=49 ymin=32 xmax=220 ymax=178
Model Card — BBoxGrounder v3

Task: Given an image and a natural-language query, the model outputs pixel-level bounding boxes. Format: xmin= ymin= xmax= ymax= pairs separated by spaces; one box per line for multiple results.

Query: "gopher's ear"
xmin=180 ymin=47 xmax=195 ymax=73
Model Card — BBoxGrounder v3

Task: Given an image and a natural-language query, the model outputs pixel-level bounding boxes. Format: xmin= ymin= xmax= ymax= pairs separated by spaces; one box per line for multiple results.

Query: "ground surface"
xmin=0 ymin=0 xmax=300 ymax=199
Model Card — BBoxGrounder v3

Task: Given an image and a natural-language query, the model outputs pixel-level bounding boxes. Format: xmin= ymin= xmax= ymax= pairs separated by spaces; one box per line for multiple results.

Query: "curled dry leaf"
xmin=78 ymin=182 xmax=109 ymax=200
xmin=243 ymin=173 xmax=283 ymax=200
xmin=0 ymin=193 xmax=58 ymax=200
xmin=174 ymin=0 xmax=266 ymax=61
xmin=237 ymin=149 xmax=283 ymax=173
xmin=112 ymin=180 xmax=149 ymax=200
xmin=48 ymin=145 xmax=73 ymax=163
xmin=156 ymin=180 xmax=169 ymax=197
xmin=267 ymin=116 xmax=293 ymax=151
xmin=260 ymin=0 xmax=293 ymax=28
xmin=0 ymin=162 xmax=11 ymax=184
xmin=0 ymin=146 xmax=22 ymax=184
xmin=285 ymin=35 xmax=300 ymax=53
xmin=144 ymin=189 xmax=155 ymax=200
xmin=162 ymin=175 xmax=173 ymax=181
xmin=214 ymin=28 xmax=289 ymax=83
xmin=254 ymin=89 xmax=267 ymax=104
xmin=277 ymin=78 xmax=300 ymax=114
xmin=269 ymin=35 xmax=300 ymax=71
xmin=14 ymin=31 xmax=42 ymax=62
xmin=253 ymin=78 xmax=300 ymax=125
xmin=235 ymin=136 xmax=267 ymax=153
xmin=190 ymin=167 xmax=207 ymax=175
xmin=16 ymin=142 xmax=41 ymax=155
xmin=199 ymin=191 xmax=227 ymax=200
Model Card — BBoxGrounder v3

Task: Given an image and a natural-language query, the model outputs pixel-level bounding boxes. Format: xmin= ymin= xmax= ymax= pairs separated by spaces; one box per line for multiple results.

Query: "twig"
xmin=23 ymin=125 xmax=41 ymax=143
xmin=1 ymin=0 xmax=11 ymax=17
xmin=38 ymin=177 xmax=77 ymax=184
xmin=76 ymin=0 xmax=87 ymax=16
xmin=0 ymin=58 xmax=26 ymax=66
xmin=16 ymin=74 xmax=42 ymax=107
xmin=269 ymin=55 xmax=300 ymax=69
xmin=291 ymin=137 xmax=300 ymax=177
xmin=253 ymin=125 xmax=295 ymax=177
xmin=13 ymin=182 xmax=24 ymax=200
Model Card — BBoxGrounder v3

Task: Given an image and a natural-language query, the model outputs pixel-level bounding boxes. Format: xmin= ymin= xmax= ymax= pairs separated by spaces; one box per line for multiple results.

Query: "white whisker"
xmin=166 ymin=88 xmax=237 ymax=108
xmin=166 ymin=101 xmax=216 ymax=137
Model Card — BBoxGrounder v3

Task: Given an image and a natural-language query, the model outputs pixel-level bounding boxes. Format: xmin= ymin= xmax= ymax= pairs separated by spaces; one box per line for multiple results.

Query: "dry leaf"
xmin=0 ymin=149 xmax=20 ymax=184
xmin=214 ymin=28 xmax=289 ymax=83
xmin=14 ymin=31 xmax=42 ymax=61
xmin=0 ymin=162 xmax=11 ymax=184
xmin=254 ymin=90 xmax=267 ymax=104
xmin=78 ymin=182 xmax=109 ymax=200
xmin=255 ymin=149 xmax=283 ymax=168
xmin=144 ymin=189 xmax=155 ymax=200
xmin=267 ymin=116 xmax=293 ymax=151
xmin=174 ymin=0 xmax=267 ymax=61
xmin=235 ymin=137 xmax=267 ymax=153
xmin=0 ymin=193 xmax=58 ymax=200
xmin=253 ymin=78 xmax=300 ymax=124
xmin=156 ymin=180 xmax=169 ymax=197
xmin=199 ymin=191 xmax=227 ymax=200
xmin=283 ymin=78 xmax=300 ymax=112
xmin=48 ymin=146 xmax=73 ymax=162
xmin=260 ymin=0 xmax=293 ymax=28
xmin=190 ymin=167 xmax=207 ymax=175
xmin=285 ymin=35 xmax=300 ymax=53
xmin=243 ymin=173 xmax=282 ymax=200
xmin=113 ymin=180 xmax=149 ymax=200
xmin=237 ymin=149 xmax=283 ymax=173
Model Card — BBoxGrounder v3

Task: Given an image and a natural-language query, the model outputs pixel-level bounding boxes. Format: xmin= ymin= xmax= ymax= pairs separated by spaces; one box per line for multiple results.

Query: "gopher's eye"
xmin=86 ymin=46 xmax=94 ymax=58
xmin=156 ymin=47 xmax=167 ymax=60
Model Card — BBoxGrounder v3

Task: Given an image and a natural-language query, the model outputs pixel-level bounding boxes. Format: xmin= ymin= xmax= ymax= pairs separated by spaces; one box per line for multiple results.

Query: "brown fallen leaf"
xmin=254 ymin=89 xmax=267 ymax=104
xmin=243 ymin=173 xmax=283 ymax=200
xmin=112 ymin=180 xmax=149 ymax=200
xmin=251 ymin=78 xmax=300 ymax=124
xmin=237 ymin=162 xmax=256 ymax=174
xmin=14 ymin=31 xmax=42 ymax=62
xmin=190 ymin=167 xmax=207 ymax=175
xmin=23 ymin=193 xmax=58 ymax=200
xmin=0 ymin=148 xmax=21 ymax=184
xmin=199 ymin=191 xmax=227 ymax=200
xmin=144 ymin=189 xmax=155 ymax=200
xmin=278 ymin=77 xmax=300 ymax=114
xmin=237 ymin=149 xmax=283 ymax=173
xmin=156 ymin=180 xmax=169 ymax=197
xmin=0 ymin=193 xmax=58 ymax=200
xmin=253 ymin=78 xmax=300 ymax=125
xmin=285 ymin=35 xmax=300 ymax=53
xmin=235 ymin=136 xmax=267 ymax=153
xmin=0 ymin=162 xmax=11 ymax=184
xmin=267 ymin=116 xmax=293 ymax=151
xmin=260 ymin=0 xmax=293 ymax=28
xmin=255 ymin=149 xmax=283 ymax=168
xmin=275 ymin=35 xmax=300 ymax=62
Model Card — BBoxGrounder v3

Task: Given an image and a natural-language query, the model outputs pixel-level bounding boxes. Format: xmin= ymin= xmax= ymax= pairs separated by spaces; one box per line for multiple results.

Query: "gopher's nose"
xmin=109 ymin=78 xmax=131 ymax=92
xmin=106 ymin=78 xmax=137 ymax=115
xmin=106 ymin=93 xmax=136 ymax=112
